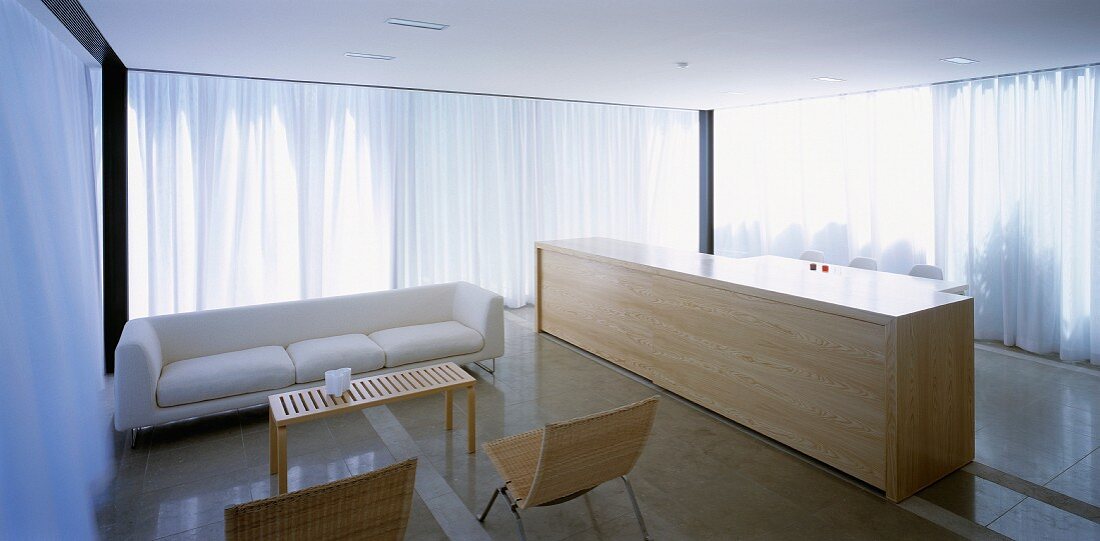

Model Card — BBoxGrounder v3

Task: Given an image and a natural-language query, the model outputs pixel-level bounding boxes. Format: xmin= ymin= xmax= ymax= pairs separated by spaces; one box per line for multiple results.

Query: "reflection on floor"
xmin=96 ymin=307 xmax=1100 ymax=540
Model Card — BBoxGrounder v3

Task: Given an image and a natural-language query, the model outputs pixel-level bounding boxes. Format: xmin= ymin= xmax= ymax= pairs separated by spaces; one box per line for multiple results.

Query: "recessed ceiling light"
xmin=345 ymin=52 xmax=396 ymax=60
xmin=722 ymin=91 xmax=745 ymax=95
xmin=386 ymin=18 xmax=449 ymax=30
xmin=941 ymin=57 xmax=979 ymax=64
xmin=814 ymin=77 xmax=845 ymax=82
xmin=676 ymin=62 xmax=690 ymax=69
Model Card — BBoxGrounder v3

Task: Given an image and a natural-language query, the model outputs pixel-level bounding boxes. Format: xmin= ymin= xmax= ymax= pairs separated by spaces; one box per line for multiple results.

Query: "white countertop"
xmin=536 ymin=237 xmax=971 ymax=323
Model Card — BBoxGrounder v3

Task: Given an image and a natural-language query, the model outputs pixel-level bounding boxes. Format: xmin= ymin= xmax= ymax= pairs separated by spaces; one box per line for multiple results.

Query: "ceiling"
xmin=82 ymin=0 xmax=1100 ymax=110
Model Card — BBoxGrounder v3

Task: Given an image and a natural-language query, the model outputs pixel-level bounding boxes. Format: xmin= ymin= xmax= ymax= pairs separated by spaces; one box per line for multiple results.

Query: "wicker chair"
xmin=477 ymin=396 xmax=660 ymax=540
xmin=224 ymin=458 xmax=417 ymax=541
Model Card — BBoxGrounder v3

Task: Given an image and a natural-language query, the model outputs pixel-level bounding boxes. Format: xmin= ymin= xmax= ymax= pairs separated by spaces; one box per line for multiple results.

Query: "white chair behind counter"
xmin=848 ymin=257 xmax=878 ymax=271
xmin=799 ymin=250 xmax=825 ymax=263
xmin=908 ymin=264 xmax=944 ymax=280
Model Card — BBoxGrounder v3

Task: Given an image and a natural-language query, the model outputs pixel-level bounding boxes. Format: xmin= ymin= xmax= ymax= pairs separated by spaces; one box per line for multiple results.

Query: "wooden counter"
xmin=536 ymin=237 xmax=974 ymax=501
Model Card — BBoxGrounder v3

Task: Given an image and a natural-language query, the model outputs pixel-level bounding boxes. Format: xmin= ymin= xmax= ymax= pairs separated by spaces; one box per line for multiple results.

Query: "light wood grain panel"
xmin=536 ymin=241 xmax=974 ymax=501
xmin=650 ymin=274 xmax=887 ymax=486
xmin=885 ymin=299 xmax=975 ymax=500
xmin=538 ymin=249 xmax=661 ymax=379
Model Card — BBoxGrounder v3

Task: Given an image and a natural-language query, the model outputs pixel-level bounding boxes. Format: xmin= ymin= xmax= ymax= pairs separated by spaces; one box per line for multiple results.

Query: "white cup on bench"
xmin=325 ymin=367 xmax=352 ymax=397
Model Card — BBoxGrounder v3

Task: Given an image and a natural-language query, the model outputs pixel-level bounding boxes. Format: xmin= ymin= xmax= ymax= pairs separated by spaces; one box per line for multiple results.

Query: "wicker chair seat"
xmin=477 ymin=396 xmax=660 ymax=540
xmin=483 ymin=428 xmax=542 ymax=505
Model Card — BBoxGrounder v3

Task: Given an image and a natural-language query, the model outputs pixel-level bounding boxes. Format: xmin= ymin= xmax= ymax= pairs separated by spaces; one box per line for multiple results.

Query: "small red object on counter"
xmin=822 ymin=265 xmax=830 ymax=272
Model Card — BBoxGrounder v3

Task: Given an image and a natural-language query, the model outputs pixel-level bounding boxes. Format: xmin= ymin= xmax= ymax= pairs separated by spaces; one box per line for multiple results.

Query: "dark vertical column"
xmin=102 ymin=49 xmax=127 ymax=373
xmin=699 ymin=110 xmax=715 ymax=255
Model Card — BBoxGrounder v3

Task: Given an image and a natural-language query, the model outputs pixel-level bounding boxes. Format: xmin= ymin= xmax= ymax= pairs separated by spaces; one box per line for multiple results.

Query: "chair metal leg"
xmin=477 ymin=485 xmax=501 ymax=522
xmin=473 ymin=358 xmax=496 ymax=374
xmin=622 ymin=475 xmax=650 ymax=541
xmin=129 ymin=427 xmax=141 ymax=449
xmin=500 ymin=486 xmax=527 ymax=541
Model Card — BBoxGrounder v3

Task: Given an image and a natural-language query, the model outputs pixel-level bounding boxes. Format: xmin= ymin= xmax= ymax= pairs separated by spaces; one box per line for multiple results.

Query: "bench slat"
xmin=268 ymin=362 xmax=476 ymax=425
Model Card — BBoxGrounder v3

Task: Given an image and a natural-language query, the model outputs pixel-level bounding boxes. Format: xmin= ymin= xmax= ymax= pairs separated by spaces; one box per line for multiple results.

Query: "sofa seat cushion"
xmin=157 ymin=346 xmax=294 ymax=407
xmin=287 ymin=334 xmax=386 ymax=383
xmin=370 ymin=321 xmax=484 ymax=367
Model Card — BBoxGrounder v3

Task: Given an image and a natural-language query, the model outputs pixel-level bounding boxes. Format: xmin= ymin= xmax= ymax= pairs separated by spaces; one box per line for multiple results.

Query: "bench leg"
xmin=277 ymin=425 xmax=288 ymax=494
xmin=467 ymin=385 xmax=476 ymax=454
xmin=445 ymin=390 xmax=454 ymax=430
xmin=268 ymin=410 xmax=277 ymax=474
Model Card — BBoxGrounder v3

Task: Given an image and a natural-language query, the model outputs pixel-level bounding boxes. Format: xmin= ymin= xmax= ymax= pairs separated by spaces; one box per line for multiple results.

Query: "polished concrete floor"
xmin=96 ymin=308 xmax=1100 ymax=540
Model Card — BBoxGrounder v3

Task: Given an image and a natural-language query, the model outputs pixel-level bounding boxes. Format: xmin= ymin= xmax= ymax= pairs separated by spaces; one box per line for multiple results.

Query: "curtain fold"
xmin=396 ymin=95 xmax=698 ymax=305
xmin=128 ymin=72 xmax=698 ymax=314
xmin=0 ymin=0 xmax=109 ymax=537
xmin=128 ymin=75 xmax=398 ymax=316
xmin=713 ymin=68 xmax=1099 ymax=363
xmin=713 ymin=88 xmax=935 ymax=273
xmin=933 ymin=67 xmax=1099 ymax=362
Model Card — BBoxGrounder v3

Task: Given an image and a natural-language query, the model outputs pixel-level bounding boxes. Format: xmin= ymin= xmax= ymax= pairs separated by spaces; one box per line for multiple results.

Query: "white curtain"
xmin=128 ymin=71 xmax=697 ymax=314
xmin=713 ymin=88 xmax=935 ymax=273
xmin=128 ymin=75 xmax=399 ymax=317
xmin=934 ymin=67 xmax=1099 ymax=362
xmin=397 ymin=94 xmax=698 ymax=304
xmin=0 ymin=0 xmax=109 ymax=538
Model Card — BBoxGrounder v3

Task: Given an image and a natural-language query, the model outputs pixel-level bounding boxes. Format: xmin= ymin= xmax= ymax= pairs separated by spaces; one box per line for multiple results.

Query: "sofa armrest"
xmin=452 ymin=282 xmax=505 ymax=359
xmin=113 ymin=319 xmax=164 ymax=431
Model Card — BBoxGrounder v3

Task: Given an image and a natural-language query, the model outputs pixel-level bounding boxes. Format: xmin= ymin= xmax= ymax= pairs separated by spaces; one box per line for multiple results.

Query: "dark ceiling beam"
xmin=40 ymin=0 xmax=107 ymax=63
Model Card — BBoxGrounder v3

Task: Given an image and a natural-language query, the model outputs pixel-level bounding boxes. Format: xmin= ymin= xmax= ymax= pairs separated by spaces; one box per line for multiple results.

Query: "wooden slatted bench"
xmin=268 ymin=361 xmax=477 ymax=494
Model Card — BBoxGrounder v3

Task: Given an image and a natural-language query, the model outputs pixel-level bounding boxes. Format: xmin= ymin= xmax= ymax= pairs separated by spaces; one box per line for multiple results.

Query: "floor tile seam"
xmin=145 ymin=431 xmax=246 ymax=457
xmin=136 ymin=462 xmax=255 ymax=504
xmin=975 ymin=427 xmax=1094 ymax=466
xmin=360 ymin=406 xmax=492 ymax=541
xmin=899 ymin=495 xmax=1012 ymax=540
xmin=245 ymin=425 xmax=265 ymax=502
xmin=981 ymin=410 xmax=1100 ymax=440
xmin=974 ymin=343 xmax=1100 ymax=379
xmin=545 ymin=509 xmax=635 ymax=541
xmin=124 ymin=475 xmax=245 ymax=539
xmin=966 ymin=461 xmax=1100 ymax=524
xmin=141 ymin=464 xmax=240 ymax=495
xmin=148 ymin=511 xmax=225 ymax=540
xmin=985 ymin=497 xmax=1026 ymax=532
xmin=152 ymin=522 xmax=222 ymax=540
xmin=421 ymin=492 xmax=507 ymax=541
xmin=1043 ymin=450 xmax=1098 ymax=502
xmin=979 ymin=429 xmax=1100 ymax=459
xmin=239 ymin=420 xmax=254 ymax=502
xmin=1061 ymin=401 xmax=1100 ymax=416
xmin=496 ymin=381 xmax=625 ymax=411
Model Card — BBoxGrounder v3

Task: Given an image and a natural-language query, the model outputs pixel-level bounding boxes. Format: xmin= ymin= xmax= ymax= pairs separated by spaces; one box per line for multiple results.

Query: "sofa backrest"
xmin=145 ymin=283 xmax=458 ymax=363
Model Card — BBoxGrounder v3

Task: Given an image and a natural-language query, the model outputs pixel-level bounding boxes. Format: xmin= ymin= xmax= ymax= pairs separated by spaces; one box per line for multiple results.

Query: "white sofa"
xmin=114 ymin=282 xmax=503 ymax=433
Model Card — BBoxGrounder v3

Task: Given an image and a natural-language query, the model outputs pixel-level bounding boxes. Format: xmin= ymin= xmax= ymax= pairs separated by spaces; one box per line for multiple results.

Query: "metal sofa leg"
xmin=622 ymin=475 xmax=651 ymax=541
xmin=472 ymin=358 xmax=496 ymax=374
xmin=129 ymin=427 xmax=144 ymax=449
